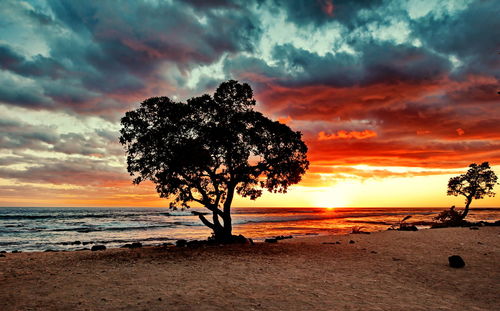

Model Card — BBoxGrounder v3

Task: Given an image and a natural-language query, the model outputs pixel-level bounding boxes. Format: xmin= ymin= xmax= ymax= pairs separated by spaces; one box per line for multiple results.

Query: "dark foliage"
xmin=434 ymin=162 xmax=498 ymax=227
xmin=119 ymin=80 xmax=309 ymax=241
xmin=389 ymin=215 xmax=418 ymax=231
xmin=433 ymin=206 xmax=466 ymax=227
xmin=446 ymin=162 xmax=498 ymax=219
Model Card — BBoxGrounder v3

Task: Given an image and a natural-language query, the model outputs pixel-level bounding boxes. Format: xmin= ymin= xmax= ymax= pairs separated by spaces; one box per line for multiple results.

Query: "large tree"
xmin=447 ymin=162 xmax=498 ymax=219
xmin=119 ymin=80 xmax=309 ymax=241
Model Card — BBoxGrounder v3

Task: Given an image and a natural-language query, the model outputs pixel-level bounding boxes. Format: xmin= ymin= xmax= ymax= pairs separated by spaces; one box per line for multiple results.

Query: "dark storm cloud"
xmin=269 ymin=42 xmax=451 ymax=87
xmin=267 ymin=0 xmax=384 ymax=28
xmin=224 ymin=40 xmax=451 ymax=91
xmin=0 ymin=81 xmax=53 ymax=108
xmin=0 ymin=44 xmax=66 ymax=79
xmin=412 ymin=0 xmax=500 ymax=78
xmin=47 ymin=0 xmax=261 ymax=74
xmin=0 ymin=0 xmax=262 ymax=114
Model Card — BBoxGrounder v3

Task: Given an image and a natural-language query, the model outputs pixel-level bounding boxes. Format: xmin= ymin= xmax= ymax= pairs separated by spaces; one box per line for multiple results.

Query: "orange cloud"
xmin=318 ymin=130 xmax=377 ymax=140
xmin=416 ymin=130 xmax=431 ymax=135
xmin=277 ymin=116 xmax=292 ymax=124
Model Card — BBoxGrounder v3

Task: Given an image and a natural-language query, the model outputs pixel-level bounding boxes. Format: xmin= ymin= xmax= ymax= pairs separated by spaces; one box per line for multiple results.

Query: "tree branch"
xmin=192 ymin=211 xmax=214 ymax=229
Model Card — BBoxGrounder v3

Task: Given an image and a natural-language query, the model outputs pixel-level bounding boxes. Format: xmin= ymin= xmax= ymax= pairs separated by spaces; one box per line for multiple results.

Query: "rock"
xmin=275 ymin=235 xmax=293 ymax=240
xmin=265 ymin=238 xmax=278 ymax=243
xmin=0 ymin=254 xmax=5 ymax=257
xmin=82 ymin=241 xmax=92 ymax=245
xmin=44 ymin=249 xmax=58 ymax=252
xmin=399 ymin=225 xmax=418 ymax=231
xmin=0 ymin=250 xmax=6 ymax=253
xmin=131 ymin=242 xmax=142 ymax=248
xmin=187 ymin=240 xmax=204 ymax=247
xmin=176 ymin=239 xmax=187 ymax=247
xmin=349 ymin=240 xmax=355 ymax=244
xmin=72 ymin=241 xmax=82 ymax=245
xmin=335 ymin=241 xmax=340 ymax=244
xmin=11 ymin=250 xmax=21 ymax=253
xmin=91 ymin=245 xmax=106 ymax=251
xmin=469 ymin=226 xmax=479 ymax=230
xmin=122 ymin=242 xmax=142 ymax=249
xmin=232 ymin=234 xmax=250 ymax=244
xmin=448 ymin=255 xmax=465 ymax=268
xmin=371 ymin=251 xmax=378 ymax=254
xmin=162 ymin=242 xmax=174 ymax=247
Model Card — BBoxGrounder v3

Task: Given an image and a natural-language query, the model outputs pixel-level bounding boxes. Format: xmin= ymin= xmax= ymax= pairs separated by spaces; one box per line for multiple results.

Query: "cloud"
xmin=267 ymin=0 xmax=383 ymax=28
xmin=318 ymin=130 xmax=377 ymax=140
xmin=0 ymin=0 xmax=498 ymax=206
xmin=411 ymin=0 xmax=500 ymax=78
xmin=0 ymin=0 xmax=262 ymax=116
xmin=0 ymin=116 xmax=123 ymax=156
xmin=0 ymin=157 xmax=127 ymax=186
xmin=266 ymin=40 xmax=452 ymax=88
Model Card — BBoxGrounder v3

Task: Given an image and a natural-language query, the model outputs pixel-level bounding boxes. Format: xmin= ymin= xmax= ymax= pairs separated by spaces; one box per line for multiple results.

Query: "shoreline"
xmin=1 ymin=226 xmax=499 ymax=310
xmin=2 ymin=219 xmax=499 ymax=254
xmin=3 ymin=218 xmax=499 ymax=254
xmin=3 ymin=206 xmax=499 ymax=253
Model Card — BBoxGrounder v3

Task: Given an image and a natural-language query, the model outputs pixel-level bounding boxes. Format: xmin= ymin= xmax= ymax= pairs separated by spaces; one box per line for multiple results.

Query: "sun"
xmin=312 ymin=185 xmax=351 ymax=208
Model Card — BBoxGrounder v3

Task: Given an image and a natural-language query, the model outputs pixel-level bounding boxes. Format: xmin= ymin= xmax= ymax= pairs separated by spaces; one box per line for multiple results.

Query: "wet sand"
xmin=1 ymin=227 xmax=498 ymax=311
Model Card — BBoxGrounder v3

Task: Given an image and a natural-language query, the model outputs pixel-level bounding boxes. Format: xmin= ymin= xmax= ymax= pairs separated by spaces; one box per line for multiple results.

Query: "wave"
xmin=0 ymin=207 xmax=443 ymax=222
xmin=0 ymin=212 xmax=180 ymax=220
xmin=47 ymin=224 xmax=181 ymax=233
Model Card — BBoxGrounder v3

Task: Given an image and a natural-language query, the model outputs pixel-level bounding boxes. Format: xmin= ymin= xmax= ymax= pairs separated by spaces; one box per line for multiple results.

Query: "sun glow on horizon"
xmin=311 ymin=183 xmax=354 ymax=208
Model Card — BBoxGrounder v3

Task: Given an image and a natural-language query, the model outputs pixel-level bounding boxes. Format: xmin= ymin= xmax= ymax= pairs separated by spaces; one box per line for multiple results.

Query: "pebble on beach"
xmin=448 ymin=255 xmax=465 ymax=268
xmin=91 ymin=245 xmax=106 ymax=251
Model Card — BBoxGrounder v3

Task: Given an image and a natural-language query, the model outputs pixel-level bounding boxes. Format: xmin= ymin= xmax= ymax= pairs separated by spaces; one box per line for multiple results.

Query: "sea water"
xmin=0 ymin=207 xmax=498 ymax=252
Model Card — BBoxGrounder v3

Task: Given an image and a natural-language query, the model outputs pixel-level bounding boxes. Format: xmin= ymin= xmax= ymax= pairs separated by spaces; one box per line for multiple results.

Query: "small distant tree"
xmin=446 ymin=162 xmax=498 ymax=220
xmin=119 ymin=80 xmax=309 ymax=242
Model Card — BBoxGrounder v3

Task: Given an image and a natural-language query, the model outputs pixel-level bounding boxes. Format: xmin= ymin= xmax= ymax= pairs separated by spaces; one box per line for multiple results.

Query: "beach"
xmin=1 ymin=226 xmax=498 ymax=311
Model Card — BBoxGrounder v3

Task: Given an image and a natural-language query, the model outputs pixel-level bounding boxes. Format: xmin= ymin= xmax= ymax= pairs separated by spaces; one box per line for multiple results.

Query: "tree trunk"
xmin=462 ymin=196 xmax=472 ymax=219
xmin=221 ymin=184 xmax=236 ymax=241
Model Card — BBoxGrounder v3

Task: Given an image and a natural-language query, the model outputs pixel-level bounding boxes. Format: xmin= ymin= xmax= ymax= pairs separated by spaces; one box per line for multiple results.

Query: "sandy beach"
xmin=1 ymin=226 xmax=499 ymax=311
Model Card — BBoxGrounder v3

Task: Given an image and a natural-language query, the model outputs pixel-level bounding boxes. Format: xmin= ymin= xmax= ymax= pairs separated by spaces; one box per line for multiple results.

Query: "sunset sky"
xmin=0 ymin=0 xmax=499 ymax=208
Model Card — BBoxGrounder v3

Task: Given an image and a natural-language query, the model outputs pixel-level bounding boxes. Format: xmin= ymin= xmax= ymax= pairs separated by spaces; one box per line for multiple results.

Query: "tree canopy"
xmin=447 ymin=162 xmax=498 ymax=218
xmin=119 ymin=80 xmax=309 ymax=241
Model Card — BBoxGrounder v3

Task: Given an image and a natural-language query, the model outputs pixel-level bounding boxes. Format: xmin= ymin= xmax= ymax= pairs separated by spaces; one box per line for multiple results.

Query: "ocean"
xmin=1 ymin=207 xmax=498 ymax=252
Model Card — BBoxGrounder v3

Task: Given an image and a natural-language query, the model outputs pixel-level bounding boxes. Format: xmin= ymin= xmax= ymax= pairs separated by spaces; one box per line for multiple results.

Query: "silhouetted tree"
xmin=447 ymin=162 xmax=498 ymax=219
xmin=119 ymin=80 xmax=309 ymax=242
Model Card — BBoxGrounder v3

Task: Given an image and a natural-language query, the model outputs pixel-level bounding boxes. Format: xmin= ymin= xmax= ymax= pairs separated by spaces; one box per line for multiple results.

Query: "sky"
xmin=0 ymin=0 xmax=499 ymax=208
